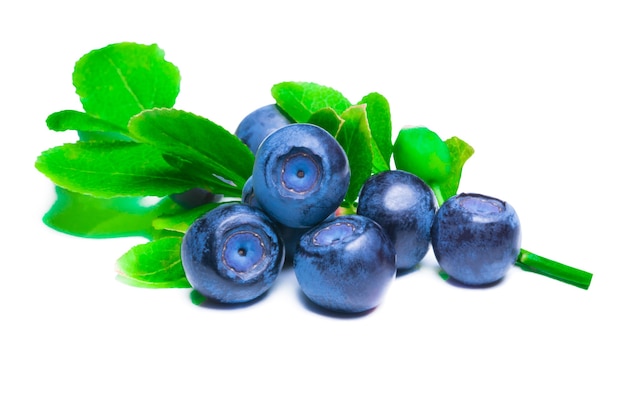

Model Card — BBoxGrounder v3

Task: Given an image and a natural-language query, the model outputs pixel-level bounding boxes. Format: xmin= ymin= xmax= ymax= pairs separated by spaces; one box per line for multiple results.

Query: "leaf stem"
xmin=515 ymin=248 xmax=593 ymax=290
xmin=431 ymin=183 xmax=445 ymax=206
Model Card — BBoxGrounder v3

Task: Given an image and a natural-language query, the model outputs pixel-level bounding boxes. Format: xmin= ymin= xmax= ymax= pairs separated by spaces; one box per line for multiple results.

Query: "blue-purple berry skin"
xmin=235 ymin=104 xmax=292 ymax=154
xmin=181 ymin=203 xmax=285 ymax=303
xmin=252 ymin=123 xmax=350 ymax=229
xmin=431 ymin=193 xmax=522 ymax=286
xmin=294 ymin=215 xmax=396 ymax=313
xmin=357 ymin=170 xmax=437 ymax=270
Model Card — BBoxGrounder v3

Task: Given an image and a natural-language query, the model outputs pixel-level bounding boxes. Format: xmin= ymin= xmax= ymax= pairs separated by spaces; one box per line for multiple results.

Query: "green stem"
xmin=515 ymin=248 xmax=593 ymax=290
xmin=431 ymin=183 xmax=445 ymax=206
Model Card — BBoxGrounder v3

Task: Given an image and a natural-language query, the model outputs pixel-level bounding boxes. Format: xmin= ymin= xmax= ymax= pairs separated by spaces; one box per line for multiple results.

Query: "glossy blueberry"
xmin=234 ymin=104 xmax=292 ymax=154
xmin=431 ymin=193 xmax=521 ymax=286
xmin=294 ymin=215 xmax=396 ymax=313
xmin=357 ymin=170 xmax=437 ymax=270
xmin=181 ymin=203 xmax=285 ymax=303
xmin=252 ymin=123 xmax=350 ymax=229
xmin=171 ymin=187 xmax=222 ymax=209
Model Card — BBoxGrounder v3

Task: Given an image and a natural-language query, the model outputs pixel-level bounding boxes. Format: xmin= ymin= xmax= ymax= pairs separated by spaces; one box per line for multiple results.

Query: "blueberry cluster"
xmin=181 ymin=105 xmax=522 ymax=313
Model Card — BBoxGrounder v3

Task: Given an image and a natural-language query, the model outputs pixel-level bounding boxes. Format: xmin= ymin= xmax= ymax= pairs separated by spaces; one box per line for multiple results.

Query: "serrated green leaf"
xmin=439 ymin=136 xmax=474 ymax=201
xmin=307 ymin=107 xmax=344 ymax=136
xmin=35 ymin=141 xmax=198 ymax=198
xmin=73 ymin=42 xmax=180 ymax=130
xmin=127 ymin=108 xmax=253 ymax=195
xmin=271 ymin=82 xmax=352 ymax=123
xmin=116 ymin=237 xmax=191 ymax=288
xmin=152 ymin=201 xmax=225 ymax=233
xmin=358 ymin=92 xmax=392 ymax=172
xmin=335 ymin=105 xmax=374 ymax=204
xmin=42 ymin=186 xmax=182 ymax=239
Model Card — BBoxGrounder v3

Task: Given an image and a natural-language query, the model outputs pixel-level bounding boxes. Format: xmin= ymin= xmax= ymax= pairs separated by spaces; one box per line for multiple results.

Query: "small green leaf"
xmin=46 ymin=110 xmax=131 ymax=141
xmin=127 ymin=108 xmax=254 ymax=195
xmin=73 ymin=42 xmax=180 ymax=130
xmin=307 ymin=107 xmax=344 ymax=136
xmin=35 ymin=141 xmax=199 ymax=198
xmin=42 ymin=186 xmax=182 ymax=239
xmin=358 ymin=92 xmax=392 ymax=173
xmin=116 ymin=237 xmax=191 ymax=288
xmin=335 ymin=105 xmax=374 ymax=204
xmin=152 ymin=201 xmax=225 ymax=234
xmin=271 ymin=82 xmax=352 ymax=123
xmin=438 ymin=136 xmax=474 ymax=202
xmin=46 ymin=110 xmax=128 ymax=135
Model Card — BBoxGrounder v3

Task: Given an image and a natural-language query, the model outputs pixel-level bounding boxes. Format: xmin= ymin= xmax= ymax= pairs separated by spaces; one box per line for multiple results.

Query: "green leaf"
xmin=42 ymin=186 xmax=183 ymax=239
xmin=358 ymin=92 xmax=392 ymax=173
xmin=116 ymin=237 xmax=191 ymax=288
xmin=307 ymin=107 xmax=344 ymax=136
xmin=335 ymin=105 xmax=374 ymax=204
xmin=438 ymin=136 xmax=474 ymax=202
xmin=76 ymin=130 xmax=133 ymax=142
xmin=152 ymin=201 xmax=225 ymax=234
xmin=127 ymin=108 xmax=254 ymax=195
xmin=46 ymin=110 xmax=128 ymax=134
xmin=46 ymin=110 xmax=131 ymax=141
xmin=35 ymin=141 xmax=199 ymax=198
xmin=73 ymin=42 xmax=180 ymax=131
xmin=271 ymin=82 xmax=352 ymax=123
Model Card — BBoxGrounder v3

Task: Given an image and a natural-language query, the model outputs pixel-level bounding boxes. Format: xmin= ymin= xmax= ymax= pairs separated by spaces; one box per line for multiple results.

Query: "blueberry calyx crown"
xmin=280 ymin=150 xmax=321 ymax=194
xmin=458 ymin=193 xmax=506 ymax=216
xmin=312 ymin=222 xmax=356 ymax=246
xmin=221 ymin=230 xmax=267 ymax=276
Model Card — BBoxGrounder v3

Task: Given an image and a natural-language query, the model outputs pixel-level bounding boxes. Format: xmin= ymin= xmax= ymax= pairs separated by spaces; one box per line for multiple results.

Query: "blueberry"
xmin=234 ymin=104 xmax=292 ymax=154
xmin=294 ymin=215 xmax=396 ymax=313
xmin=357 ymin=170 xmax=437 ymax=270
xmin=171 ymin=187 xmax=222 ymax=209
xmin=252 ymin=123 xmax=350 ymax=229
xmin=431 ymin=193 xmax=521 ymax=286
xmin=276 ymin=223 xmax=309 ymax=266
xmin=181 ymin=203 xmax=285 ymax=303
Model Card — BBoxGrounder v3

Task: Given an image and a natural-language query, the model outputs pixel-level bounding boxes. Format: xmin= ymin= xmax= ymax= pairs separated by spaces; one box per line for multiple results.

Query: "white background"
xmin=2 ymin=1 xmax=625 ymax=396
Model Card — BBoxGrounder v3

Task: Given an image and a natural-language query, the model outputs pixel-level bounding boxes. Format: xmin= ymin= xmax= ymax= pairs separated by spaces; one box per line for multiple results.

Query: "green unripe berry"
xmin=393 ymin=126 xmax=451 ymax=184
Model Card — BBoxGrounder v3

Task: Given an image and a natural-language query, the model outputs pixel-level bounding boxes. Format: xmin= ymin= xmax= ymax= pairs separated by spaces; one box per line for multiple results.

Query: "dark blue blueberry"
xmin=357 ymin=170 xmax=437 ymax=270
xmin=294 ymin=215 xmax=396 ymax=313
xmin=431 ymin=193 xmax=521 ymax=286
xmin=181 ymin=203 xmax=285 ymax=303
xmin=234 ymin=104 xmax=292 ymax=154
xmin=252 ymin=123 xmax=350 ymax=229
xmin=171 ymin=187 xmax=222 ymax=209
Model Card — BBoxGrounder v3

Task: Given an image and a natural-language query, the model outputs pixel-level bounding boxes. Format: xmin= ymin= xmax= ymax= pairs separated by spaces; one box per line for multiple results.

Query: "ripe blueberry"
xmin=252 ymin=123 xmax=350 ymax=228
xmin=431 ymin=193 xmax=521 ymax=286
xmin=357 ymin=170 xmax=437 ymax=270
xmin=181 ymin=203 xmax=285 ymax=303
xmin=234 ymin=104 xmax=292 ymax=154
xmin=294 ymin=215 xmax=396 ymax=313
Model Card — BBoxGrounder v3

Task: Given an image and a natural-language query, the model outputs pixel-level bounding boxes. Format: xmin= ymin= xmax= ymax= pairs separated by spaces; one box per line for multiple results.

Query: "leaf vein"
xmin=105 ymin=55 xmax=145 ymax=111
